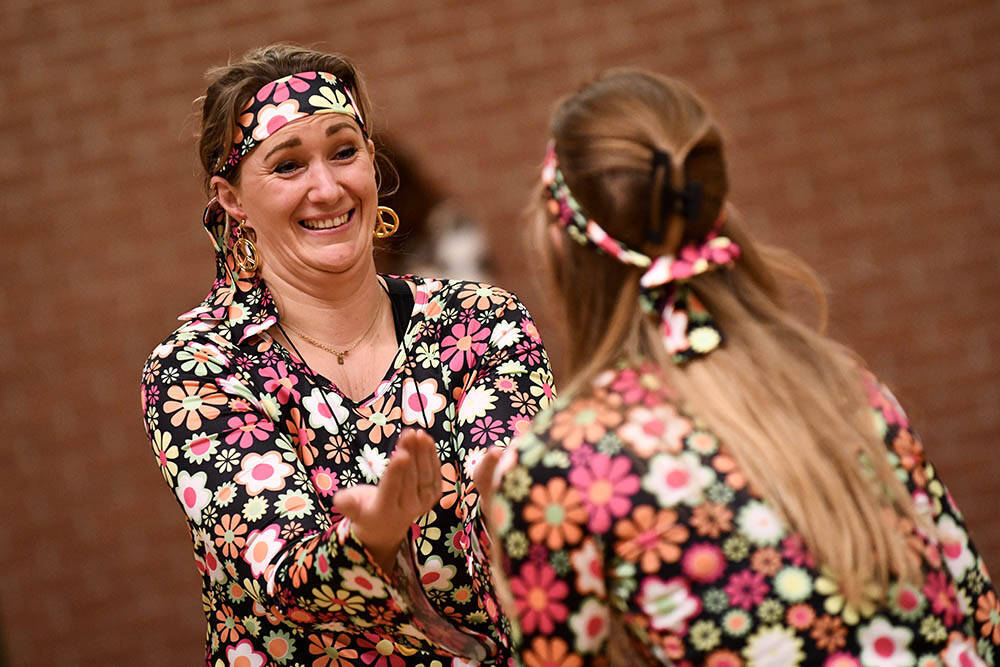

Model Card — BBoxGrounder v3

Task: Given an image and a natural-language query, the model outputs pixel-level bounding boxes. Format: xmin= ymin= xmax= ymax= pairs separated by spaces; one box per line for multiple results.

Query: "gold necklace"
xmin=282 ymin=296 xmax=385 ymax=365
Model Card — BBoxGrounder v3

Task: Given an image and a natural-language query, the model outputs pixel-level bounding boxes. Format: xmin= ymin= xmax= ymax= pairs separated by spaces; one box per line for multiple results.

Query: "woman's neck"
xmin=264 ymin=259 xmax=385 ymax=346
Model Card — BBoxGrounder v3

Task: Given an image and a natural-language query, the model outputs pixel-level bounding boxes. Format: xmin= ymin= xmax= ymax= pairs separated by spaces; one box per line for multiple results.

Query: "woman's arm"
xmin=140 ymin=332 xmax=429 ymax=635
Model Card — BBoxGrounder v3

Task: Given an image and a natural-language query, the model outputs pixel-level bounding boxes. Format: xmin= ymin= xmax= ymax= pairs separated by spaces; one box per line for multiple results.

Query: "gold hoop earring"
xmin=374 ymin=206 xmax=400 ymax=239
xmin=233 ymin=219 xmax=260 ymax=272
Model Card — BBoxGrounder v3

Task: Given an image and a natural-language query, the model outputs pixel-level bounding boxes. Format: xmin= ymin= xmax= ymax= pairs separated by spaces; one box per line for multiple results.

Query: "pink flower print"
xmin=725 ymin=569 xmax=770 ymax=610
xmin=469 ymin=416 xmax=506 ymax=445
xmin=569 ymin=453 xmax=639 ymax=532
xmin=509 ymin=561 xmax=569 ymax=634
xmin=507 ymin=413 xmax=532 ymax=438
xmin=521 ymin=317 xmax=542 ymax=343
xmin=515 ymin=340 xmax=543 ymax=366
xmin=355 ymin=632 xmax=406 ymax=667
xmin=259 ymin=361 xmax=300 ymax=404
xmin=704 ymin=234 xmax=741 ymax=265
xmin=440 ymin=319 xmax=490 ymax=372
xmin=923 ymin=570 xmax=962 ymax=626
xmin=610 ymin=367 xmax=659 ymax=407
xmin=311 ymin=467 xmax=339 ymax=497
xmin=225 ymin=413 xmax=274 ymax=448
xmin=781 ymin=534 xmax=815 ymax=568
xmin=256 ymin=71 xmax=318 ymax=103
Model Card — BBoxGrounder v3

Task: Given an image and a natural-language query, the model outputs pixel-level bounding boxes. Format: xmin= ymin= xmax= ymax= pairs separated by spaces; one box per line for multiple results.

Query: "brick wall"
xmin=1 ymin=0 xmax=997 ymax=663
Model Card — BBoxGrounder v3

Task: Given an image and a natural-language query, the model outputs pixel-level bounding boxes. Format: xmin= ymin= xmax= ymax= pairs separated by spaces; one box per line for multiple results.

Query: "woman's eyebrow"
xmin=326 ymin=121 xmax=355 ymax=136
xmin=264 ymin=138 xmax=301 ymax=161
xmin=262 ymin=121 xmax=357 ymax=161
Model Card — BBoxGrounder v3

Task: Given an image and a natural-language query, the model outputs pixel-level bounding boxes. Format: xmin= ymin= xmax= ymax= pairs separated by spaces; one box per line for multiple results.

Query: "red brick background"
xmin=1 ymin=1 xmax=997 ymax=663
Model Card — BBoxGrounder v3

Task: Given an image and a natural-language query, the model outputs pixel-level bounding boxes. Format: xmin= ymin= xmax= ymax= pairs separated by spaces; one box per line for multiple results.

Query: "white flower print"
xmin=743 ymin=625 xmax=804 ymax=666
xmin=489 ymin=320 xmax=522 ymax=348
xmin=737 ymin=500 xmax=787 ymax=546
xmin=458 ymin=386 xmax=498 ymax=424
xmin=937 ymin=514 xmax=974 ymax=579
xmin=176 ymin=470 xmax=212 ymax=524
xmin=642 ymin=451 xmax=715 ymax=507
xmin=400 ymin=377 xmax=447 ymax=427
xmin=243 ymin=524 xmax=285 ymax=580
xmin=302 ymin=388 xmax=349 ymax=433
xmin=356 ymin=444 xmax=389 ymax=483
xmin=418 ymin=555 xmax=457 ymax=591
xmin=858 ymin=616 xmax=915 ymax=667
xmin=233 ymin=452 xmax=294 ymax=495
xmin=570 ymin=539 xmax=606 ymax=597
xmin=638 ymin=576 xmax=701 ymax=633
xmin=569 ymin=597 xmax=610 ymax=653
xmin=339 ymin=565 xmax=388 ymax=598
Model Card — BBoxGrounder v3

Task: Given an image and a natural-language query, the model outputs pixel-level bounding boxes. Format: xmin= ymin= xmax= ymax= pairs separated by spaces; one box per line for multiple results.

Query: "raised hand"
xmin=333 ymin=429 xmax=442 ymax=572
xmin=473 ymin=447 xmax=503 ymax=531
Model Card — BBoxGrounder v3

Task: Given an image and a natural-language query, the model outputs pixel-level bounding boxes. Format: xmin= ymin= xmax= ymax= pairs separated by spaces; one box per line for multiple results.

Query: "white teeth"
xmin=301 ymin=212 xmax=350 ymax=230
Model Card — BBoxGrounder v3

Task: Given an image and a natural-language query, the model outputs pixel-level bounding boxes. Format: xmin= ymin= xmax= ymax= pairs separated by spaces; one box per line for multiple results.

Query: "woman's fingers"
xmin=474 ymin=447 xmax=503 ymax=514
xmin=400 ymin=429 xmax=441 ymax=511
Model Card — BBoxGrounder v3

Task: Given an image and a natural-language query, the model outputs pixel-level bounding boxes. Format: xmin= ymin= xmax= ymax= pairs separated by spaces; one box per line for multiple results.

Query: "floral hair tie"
xmin=541 ymin=141 xmax=742 ymax=362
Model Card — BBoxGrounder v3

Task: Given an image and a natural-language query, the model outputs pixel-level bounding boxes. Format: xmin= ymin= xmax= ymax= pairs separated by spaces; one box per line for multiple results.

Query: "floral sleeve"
xmin=491 ymin=425 xmax=645 ymax=666
xmin=426 ymin=284 xmax=555 ymax=514
xmin=866 ymin=375 xmax=1000 ymax=649
xmin=140 ymin=326 xmax=421 ymax=637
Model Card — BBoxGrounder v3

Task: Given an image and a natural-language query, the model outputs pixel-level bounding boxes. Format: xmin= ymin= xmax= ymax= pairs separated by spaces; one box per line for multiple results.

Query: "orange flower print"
xmin=690 ymin=503 xmax=733 ymax=538
xmin=214 ymin=513 xmax=248 ymax=558
xmin=548 ymin=398 xmax=623 ymax=451
xmin=457 ymin=283 xmax=508 ymax=310
xmin=522 ymin=636 xmax=583 ymax=667
xmin=307 ymin=632 xmax=358 ymax=667
xmin=215 ymin=603 xmax=245 ymax=643
xmin=711 ymin=454 xmax=745 ymax=490
xmin=976 ymin=589 xmax=1000 ymax=643
xmin=523 ymin=477 xmax=588 ymax=550
xmin=356 ymin=394 xmax=402 ymax=445
xmin=614 ymin=506 xmax=689 ymax=572
xmin=163 ymin=380 xmax=227 ymax=430
xmin=892 ymin=429 xmax=924 ymax=472
xmin=810 ymin=614 xmax=847 ymax=651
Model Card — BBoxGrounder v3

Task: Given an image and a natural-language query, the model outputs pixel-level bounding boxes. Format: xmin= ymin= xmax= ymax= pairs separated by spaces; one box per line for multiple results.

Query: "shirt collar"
xmin=178 ymin=198 xmax=278 ymax=344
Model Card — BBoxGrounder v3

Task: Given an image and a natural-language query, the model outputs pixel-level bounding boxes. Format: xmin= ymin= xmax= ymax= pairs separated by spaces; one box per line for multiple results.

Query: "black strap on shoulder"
xmin=382 ymin=276 xmax=414 ymax=343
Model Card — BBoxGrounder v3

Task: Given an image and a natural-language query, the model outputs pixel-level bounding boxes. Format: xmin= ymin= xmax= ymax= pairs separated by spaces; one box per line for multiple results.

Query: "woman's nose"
xmin=306 ymin=161 xmax=343 ymax=203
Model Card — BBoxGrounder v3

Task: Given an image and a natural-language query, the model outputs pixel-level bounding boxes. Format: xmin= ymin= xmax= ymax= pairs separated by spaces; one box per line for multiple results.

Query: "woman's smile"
xmin=299 ymin=209 xmax=355 ymax=231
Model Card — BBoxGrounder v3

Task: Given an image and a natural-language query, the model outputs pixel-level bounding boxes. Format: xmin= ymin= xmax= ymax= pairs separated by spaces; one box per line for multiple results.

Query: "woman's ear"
xmin=210 ymin=175 xmax=247 ymax=221
xmin=548 ymin=222 xmax=565 ymax=256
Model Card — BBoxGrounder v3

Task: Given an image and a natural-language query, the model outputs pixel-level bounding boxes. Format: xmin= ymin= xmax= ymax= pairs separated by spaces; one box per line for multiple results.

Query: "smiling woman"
xmin=139 ymin=44 xmax=554 ymax=666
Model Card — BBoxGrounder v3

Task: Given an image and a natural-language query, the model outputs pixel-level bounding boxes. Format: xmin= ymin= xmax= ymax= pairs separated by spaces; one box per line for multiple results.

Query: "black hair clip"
xmin=646 ymin=149 xmax=705 ymax=244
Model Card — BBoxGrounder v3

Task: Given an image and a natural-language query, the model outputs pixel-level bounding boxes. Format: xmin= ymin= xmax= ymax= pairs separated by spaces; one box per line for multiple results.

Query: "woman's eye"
xmin=334 ymin=146 xmax=358 ymax=160
xmin=273 ymin=160 xmax=300 ymax=174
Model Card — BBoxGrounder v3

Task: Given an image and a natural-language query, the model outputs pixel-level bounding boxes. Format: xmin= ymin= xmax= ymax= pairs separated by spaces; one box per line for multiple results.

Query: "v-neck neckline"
xmin=272 ymin=276 xmax=425 ymax=409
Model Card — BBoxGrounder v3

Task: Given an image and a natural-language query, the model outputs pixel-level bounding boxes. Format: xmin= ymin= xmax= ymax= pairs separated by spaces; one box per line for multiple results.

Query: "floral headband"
xmin=215 ymin=71 xmax=368 ymax=178
xmin=541 ymin=141 xmax=742 ymax=362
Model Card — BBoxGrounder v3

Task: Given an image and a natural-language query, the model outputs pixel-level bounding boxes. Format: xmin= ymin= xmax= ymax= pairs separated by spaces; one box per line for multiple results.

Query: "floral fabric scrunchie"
xmin=541 ymin=141 xmax=742 ymax=362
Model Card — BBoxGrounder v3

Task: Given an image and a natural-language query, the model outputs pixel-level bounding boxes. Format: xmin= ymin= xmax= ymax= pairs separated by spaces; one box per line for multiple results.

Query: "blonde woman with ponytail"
xmin=477 ymin=69 xmax=998 ymax=666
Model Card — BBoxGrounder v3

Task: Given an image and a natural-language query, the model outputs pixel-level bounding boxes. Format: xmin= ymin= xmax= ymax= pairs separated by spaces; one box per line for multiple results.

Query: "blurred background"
xmin=1 ymin=0 xmax=997 ymax=663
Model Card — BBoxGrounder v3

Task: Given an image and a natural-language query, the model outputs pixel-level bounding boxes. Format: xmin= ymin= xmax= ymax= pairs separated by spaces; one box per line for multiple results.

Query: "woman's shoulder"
xmin=140 ymin=318 xmax=239 ymax=383
xmin=409 ymin=275 xmax=523 ymax=309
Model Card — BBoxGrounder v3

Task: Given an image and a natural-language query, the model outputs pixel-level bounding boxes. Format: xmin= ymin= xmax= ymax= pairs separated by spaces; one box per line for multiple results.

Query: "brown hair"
xmin=196 ymin=43 xmax=376 ymax=193
xmin=535 ymin=68 xmax=925 ymax=605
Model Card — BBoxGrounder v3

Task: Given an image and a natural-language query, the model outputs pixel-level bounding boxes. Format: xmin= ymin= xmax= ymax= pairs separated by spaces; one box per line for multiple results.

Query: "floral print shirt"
xmin=139 ymin=207 xmax=555 ymax=666
xmin=493 ymin=360 xmax=999 ymax=667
